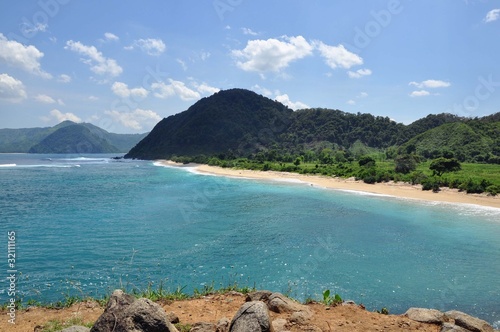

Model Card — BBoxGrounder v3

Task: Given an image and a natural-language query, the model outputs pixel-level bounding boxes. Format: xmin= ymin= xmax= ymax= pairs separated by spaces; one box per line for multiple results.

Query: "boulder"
xmin=271 ymin=318 xmax=288 ymax=332
xmin=60 ymin=327 xmax=91 ymax=332
xmin=90 ymin=289 xmax=178 ymax=332
xmin=441 ymin=322 xmax=471 ymax=332
xmin=445 ymin=310 xmax=494 ymax=332
xmin=267 ymin=293 xmax=310 ymax=314
xmin=216 ymin=317 xmax=230 ymax=332
xmin=246 ymin=291 xmax=273 ymax=303
xmin=166 ymin=311 xmax=180 ymax=324
xmin=191 ymin=322 xmax=216 ymax=332
xmin=230 ymin=301 xmax=273 ymax=332
xmin=405 ymin=308 xmax=448 ymax=324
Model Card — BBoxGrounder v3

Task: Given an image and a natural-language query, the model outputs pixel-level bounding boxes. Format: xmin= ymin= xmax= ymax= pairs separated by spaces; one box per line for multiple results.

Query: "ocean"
xmin=0 ymin=153 xmax=499 ymax=326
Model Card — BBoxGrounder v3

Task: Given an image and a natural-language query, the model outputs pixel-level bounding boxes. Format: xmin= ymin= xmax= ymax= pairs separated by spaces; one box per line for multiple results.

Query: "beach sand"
xmin=158 ymin=160 xmax=500 ymax=209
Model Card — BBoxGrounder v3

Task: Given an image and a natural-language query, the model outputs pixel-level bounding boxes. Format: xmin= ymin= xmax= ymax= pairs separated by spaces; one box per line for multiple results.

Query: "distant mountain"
xmin=0 ymin=121 xmax=147 ymax=153
xmin=124 ymin=88 xmax=500 ymax=163
xmin=126 ymin=89 xmax=292 ymax=159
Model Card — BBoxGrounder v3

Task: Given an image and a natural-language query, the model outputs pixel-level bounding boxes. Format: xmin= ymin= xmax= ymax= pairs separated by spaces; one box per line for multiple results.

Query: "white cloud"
xmin=275 ymin=93 xmax=309 ymax=110
xmin=104 ymin=32 xmax=119 ymax=41
xmin=0 ymin=73 xmax=27 ymax=102
xmin=409 ymin=79 xmax=451 ymax=89
xmin=57 ymin=99 xmax=65 ymax=106
xmin=252 ymin=84 xmax=272 ymax=96
xmin=177 ymin=59 xmax=187 ymax=71
xmin=125 ymin=38 xmax=166 ymax=56
xmin=111 ymin=81 xmax=149 ymax=99
xmin=46 ymin=109 xmax=82 ymax=123
xmin=200 ymin=51 xmax=211 ymax=61
xmin=484 ymin=9 xmax=500 ymax=23
xmin=242 ymin=27 xmax=258 ymax=36
xmin=35 ymin=94 xmax=56 ymax=104
xmin=0 ymin=33 xmax=52 ymax=78
xmin=358 ymin=92 xmax=368 ymax=98
xmin=104 ymin=108 xmax=161 ymax=131
xmin=57 ymin=74 xmax=71 ymax=83
xmin=314 ymin=41 xmax=363 ymax=69
xmin=65 ymin=40 xmax=123 ymax=77
xmin=88 ymin=95 xmax=99 ymax=101
xmin=232 ymin=35 xmax=313 ymax=73
xmin=348 ymin=68 xmax=372 ymax=79
xmin=193 ymin=82 xmax=220 ymax=95
xmin=410 ymin=90 xmax=431 ymax=97
xmin=347 ymin=100 xmax=356 ymax=105
xmin=20 ymin=22 xmax=48 ymax=36
xmin=152 ymin=79 xmax=201 ymax=101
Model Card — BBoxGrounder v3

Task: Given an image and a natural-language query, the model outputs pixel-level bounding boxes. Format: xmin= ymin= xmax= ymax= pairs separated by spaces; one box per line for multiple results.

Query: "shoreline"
xmin=157 ymin=160 xmax=500 ymax=209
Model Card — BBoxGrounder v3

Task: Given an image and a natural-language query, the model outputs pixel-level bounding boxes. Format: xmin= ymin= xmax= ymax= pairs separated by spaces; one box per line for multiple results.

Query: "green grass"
xmin=40 ymin=317 xmax=93 ymax=332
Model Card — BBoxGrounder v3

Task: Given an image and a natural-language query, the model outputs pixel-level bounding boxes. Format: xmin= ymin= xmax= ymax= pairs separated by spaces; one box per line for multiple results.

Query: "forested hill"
xmin=125 ymin=89 xmax=499 ymax=163
xmin=0 ymin=121 xmax=147 ymax=153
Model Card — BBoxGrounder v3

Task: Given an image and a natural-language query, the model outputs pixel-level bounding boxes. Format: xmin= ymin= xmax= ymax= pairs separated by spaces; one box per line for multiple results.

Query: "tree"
xmin=429 ymin=157 xmax=461 ymax=176
xmin=358 ymin=155 xmax=376 ymax=167
xmin=395 ymin=154 xmax=417 ymax=174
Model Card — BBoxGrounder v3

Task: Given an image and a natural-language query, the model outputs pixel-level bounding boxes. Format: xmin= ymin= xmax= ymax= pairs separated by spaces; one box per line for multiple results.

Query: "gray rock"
xmin=289 ymin=311 xmax=311 ymax=325
xmin=441 ymin=322 xmax=471 ymax=332
xmin=90 ymin=289 xmax=178 ymax=332
xmin=445 ymin=310 xmax=494 ymax=332
xmin=267 ymin=293 xmax=309 ymax=314
xmin=166 ymin=311 xmax=180 ymax=324
xmin=230 ymin=301 xmax=273 ymax=332
xmin=216 ymin=317 xmax=230 ymax=332
xmin=60 ymin=327 xmax=91 ymax=332
xmin=271 ymin=319 xmax=288 ymax=332
xmin=405 ymin=307 xmax=448 ymax=324
xmin=191 ymin=322 xmax=216 ymax=332
xmin=245 ymin=291 xmax=273 ymax=303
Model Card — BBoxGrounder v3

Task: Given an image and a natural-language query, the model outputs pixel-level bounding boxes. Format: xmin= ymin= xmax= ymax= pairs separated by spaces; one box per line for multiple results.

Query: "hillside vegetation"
xmin=125 ymin=89 xmax=500 ymax=195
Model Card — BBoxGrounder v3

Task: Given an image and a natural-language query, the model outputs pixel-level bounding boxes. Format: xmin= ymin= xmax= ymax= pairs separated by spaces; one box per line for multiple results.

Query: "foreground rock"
xmin=404 ymin=307 xmax=495 ymax=332
xmin=445 ymin=310 xmax=494 ymax=332
xmin=230 ymin=301 xmax=273 ymax=332
xmin=405 ymin=308 xmax=449 ymax=324
xmin=90 ymin=289 xmax=178 ymax=332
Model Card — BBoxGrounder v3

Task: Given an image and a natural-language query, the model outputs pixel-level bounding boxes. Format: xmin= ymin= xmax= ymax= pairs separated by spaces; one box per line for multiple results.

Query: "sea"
xmin=0 ymin=153 xmax=499 ymax=326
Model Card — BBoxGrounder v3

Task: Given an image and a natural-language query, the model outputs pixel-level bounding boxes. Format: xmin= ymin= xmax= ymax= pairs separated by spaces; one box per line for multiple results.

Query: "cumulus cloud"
xmin=57 ymin=74 xmax=72 ymax=83
xmin=111 ymin=81 xmax=149 ymax=99
xmin=104 ymin=108 xmax=161 ymax=131
xmin=348 ymin=68 xmax=372 ymax=79
xmin=65 ymin=40 xmax=123 ymax=77
xmin=0 ymin=33 xmax=52 ymax=78
xmin=358 ymin=92 xmax=368 ymax=98
xmin=232 ymin=35 xmax=313 ymax=73
xmin=35 ymin=94 xmax=56 ymax=104
xmin=0 ymin=73 xmax=27 ymax=102
xmin=152 ymin=80 xmax=201 ymax=101
xmin=125 ymin=38 xmax=166 ymax=56
xmin=409 ymin=90 xmax=431 ymax=97
xmin=251 ymin=84 xmax=272 ymax=97
xmin=104 ymin=32 xmax=119 ymax=41
xmin=314 ymin=41 xmax=363 ymax=69
xmin=88 ymin=95 xmax=99 ymax=101
xmin=275 ymin=93 xmax=309 ymax=110
xmin=46 ymin=109 xmax=82 ymax=123
xmin=484 ymin=9 xmax=500 ymax=23
xmin=409 ymin=79 xmax=451 ymax=89
xmin=346 ymin=100 xmax=356 ymax=105
xmin=193 ymin=82 xmax=220 ymax=95
xmin=20 ymin=22 xmax=48 ymax=36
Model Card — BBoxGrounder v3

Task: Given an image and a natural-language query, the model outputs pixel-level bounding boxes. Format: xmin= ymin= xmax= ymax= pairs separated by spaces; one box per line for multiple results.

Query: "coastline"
xmin=157 ymin=160 xmax=500 ymax=209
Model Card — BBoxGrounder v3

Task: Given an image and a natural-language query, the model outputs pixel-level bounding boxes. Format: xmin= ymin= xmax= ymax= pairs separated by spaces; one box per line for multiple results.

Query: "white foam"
xmin=0 ymin=163 xmax=16 ymax=167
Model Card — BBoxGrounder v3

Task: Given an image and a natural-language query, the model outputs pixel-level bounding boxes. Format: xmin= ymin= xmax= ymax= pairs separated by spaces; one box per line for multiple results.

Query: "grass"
xmin=40 ymin=317 xmax=93 ymax=332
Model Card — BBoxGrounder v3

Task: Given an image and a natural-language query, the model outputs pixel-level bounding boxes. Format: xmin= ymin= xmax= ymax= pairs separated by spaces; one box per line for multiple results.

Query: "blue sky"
xmin=1 ymin=0 xmax=499 ymax=133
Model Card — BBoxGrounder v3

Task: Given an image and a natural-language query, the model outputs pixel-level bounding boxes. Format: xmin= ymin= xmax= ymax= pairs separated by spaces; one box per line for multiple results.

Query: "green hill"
xmin=124 ymin=88 xmax=499 ymax=163
xmin=0 ymin=121 xmax=147 ymax=153
xmin=125 ymin=89 xmax=292 ymax=159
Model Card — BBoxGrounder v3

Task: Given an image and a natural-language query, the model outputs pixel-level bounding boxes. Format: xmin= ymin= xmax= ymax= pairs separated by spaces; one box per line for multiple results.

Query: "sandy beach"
xmin=157 ymin=160 xmax=500 ymax=209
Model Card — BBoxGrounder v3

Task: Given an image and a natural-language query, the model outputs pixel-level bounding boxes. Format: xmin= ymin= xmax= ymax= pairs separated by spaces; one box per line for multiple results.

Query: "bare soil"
xmin=0 ymin=292 xmax=441 ymax=332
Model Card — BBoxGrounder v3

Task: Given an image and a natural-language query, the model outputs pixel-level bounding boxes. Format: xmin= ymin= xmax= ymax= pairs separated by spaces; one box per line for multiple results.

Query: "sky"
xmin=0 ymin=0 xmax=499 ymax=134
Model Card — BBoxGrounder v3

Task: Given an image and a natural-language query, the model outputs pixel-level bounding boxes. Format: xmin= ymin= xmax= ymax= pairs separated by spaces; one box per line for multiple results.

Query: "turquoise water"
xmin=0 ymin=154 xmax=499 ymax=326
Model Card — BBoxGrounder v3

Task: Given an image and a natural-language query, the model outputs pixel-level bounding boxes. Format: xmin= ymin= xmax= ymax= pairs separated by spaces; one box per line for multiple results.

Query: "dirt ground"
xmin=0 ymin=292 xmax=443 ymax=332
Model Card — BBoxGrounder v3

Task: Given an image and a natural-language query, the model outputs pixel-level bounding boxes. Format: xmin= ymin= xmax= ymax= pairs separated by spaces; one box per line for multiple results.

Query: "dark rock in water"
xmin=405 ymin=308 xmax=449 ymax=324
xmin=90 ymin=289 xmax=178 ymax=332
xmin=230 ymin=301 xmax=273 ymax=332
xmin=445 ymin=310 xmax=494 ymax=332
